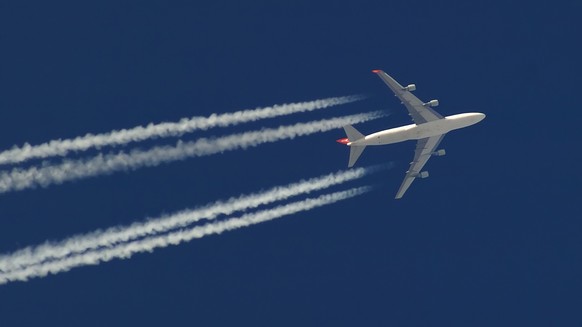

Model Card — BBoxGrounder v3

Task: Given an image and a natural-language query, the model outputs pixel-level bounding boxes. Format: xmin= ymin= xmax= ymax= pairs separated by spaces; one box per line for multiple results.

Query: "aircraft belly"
xmin=362 ymin=128 xmax=413 ymax=145
xmin=413 ymin=121 xmax=453 ymax=139
xmin=413 ymin=129 xmax=445 ymax=139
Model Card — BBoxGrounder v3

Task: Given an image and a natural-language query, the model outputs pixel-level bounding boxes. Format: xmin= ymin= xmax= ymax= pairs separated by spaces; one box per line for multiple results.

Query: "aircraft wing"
xmin=395 ymin=134 xmax=445 ymax=199
xmin=373 ymin=70 xmax=443 ymax=124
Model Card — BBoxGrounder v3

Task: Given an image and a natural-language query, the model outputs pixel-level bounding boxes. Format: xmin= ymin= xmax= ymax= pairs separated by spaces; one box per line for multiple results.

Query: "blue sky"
xmin=0 ymin=1 xmax=581 ymax=326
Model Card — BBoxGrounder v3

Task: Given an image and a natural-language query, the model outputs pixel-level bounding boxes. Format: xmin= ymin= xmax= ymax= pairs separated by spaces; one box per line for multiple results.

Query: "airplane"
xmin=337 ymin=70 xmax=486 ymax=199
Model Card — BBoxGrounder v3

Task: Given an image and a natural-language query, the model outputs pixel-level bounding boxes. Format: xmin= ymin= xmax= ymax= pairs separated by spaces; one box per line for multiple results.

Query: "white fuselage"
xmin=348 ymin=113 xmax=486 ymax=146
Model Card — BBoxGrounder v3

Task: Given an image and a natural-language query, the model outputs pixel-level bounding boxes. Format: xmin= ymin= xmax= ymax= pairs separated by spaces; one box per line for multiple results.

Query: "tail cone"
xmin=336 ymin=138 xmax=349 ymax=145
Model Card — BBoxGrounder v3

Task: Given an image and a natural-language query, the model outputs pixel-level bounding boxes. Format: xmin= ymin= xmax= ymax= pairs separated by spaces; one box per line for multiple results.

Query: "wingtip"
xmin=371 ymin=69 xmax=381 ymax=73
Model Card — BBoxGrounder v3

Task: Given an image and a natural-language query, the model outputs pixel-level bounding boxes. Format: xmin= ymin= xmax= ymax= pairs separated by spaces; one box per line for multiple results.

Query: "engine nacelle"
xmin=417 ymin=171 xmax=429 ymax=179
xmin=404 ymin=84 xmax=416 ymax=92
xmin=433 ymin=149 xmax=446 ymax=156
xmin=424 ymin=99 xmax=439 ymax=107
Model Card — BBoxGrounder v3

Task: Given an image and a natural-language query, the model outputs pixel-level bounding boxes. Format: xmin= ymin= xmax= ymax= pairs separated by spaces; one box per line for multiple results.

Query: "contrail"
xmin=0 ymin=186 xmax=370 ymax=285
xmin=0 ymin=95 xmax=364 ymax=166
xmin=0 ymin=166 xmax=389 ymax=273
xmin=0 ymin=111 xmax=385 ymax=194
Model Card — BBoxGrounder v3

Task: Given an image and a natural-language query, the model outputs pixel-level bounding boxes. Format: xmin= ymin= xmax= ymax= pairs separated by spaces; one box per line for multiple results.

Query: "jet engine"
xmin=423 ymin=99 xmax=439 ymax=107
xmin=404 ymin=84 xmax=416 ymax=91
xmin=417 ymin=171 xmax=429 ymax=179
xmin=432 ymin=149 xmax=446 ymax=156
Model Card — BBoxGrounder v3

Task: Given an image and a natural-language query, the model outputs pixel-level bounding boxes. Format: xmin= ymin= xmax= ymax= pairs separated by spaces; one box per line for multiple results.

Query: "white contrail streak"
xmin=0 ymin=95 xmax=364 ymax=166
xmin=0 ymin=166 xmax=388 ymax=273
xmin=0 ymin=187 xmax=370 ymax=285
xmin=0 ymin=111 xmax=385 ymax=194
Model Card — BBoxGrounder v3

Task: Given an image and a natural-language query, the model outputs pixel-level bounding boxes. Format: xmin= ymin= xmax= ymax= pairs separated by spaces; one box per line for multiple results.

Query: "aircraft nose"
xmin=476 ymin=113 xmax=486 ymax=122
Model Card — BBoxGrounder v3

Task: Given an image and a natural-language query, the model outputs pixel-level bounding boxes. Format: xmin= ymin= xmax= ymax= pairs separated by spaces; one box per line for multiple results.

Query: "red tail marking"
xmin=336 ymin=138 xmax=349 ymax=145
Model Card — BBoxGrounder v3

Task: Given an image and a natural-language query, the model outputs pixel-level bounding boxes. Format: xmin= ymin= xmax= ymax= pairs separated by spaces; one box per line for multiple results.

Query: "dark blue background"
xmin=1 ymin=1 xmax=581 ymax=326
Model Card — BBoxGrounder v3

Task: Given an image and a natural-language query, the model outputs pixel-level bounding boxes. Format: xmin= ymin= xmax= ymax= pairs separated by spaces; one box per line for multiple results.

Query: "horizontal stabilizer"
xmin=348 ymin=145 xmax=366 ymax=168
xmin=342 ymin=125 xmax=366 ymax=167
xmin=343 ymin=125 xmax=364 ymax=142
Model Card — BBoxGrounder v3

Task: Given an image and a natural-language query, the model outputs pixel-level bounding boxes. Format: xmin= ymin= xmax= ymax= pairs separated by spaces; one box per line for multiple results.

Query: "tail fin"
xmin=342 ymin=125 xmax=366 ymax=168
